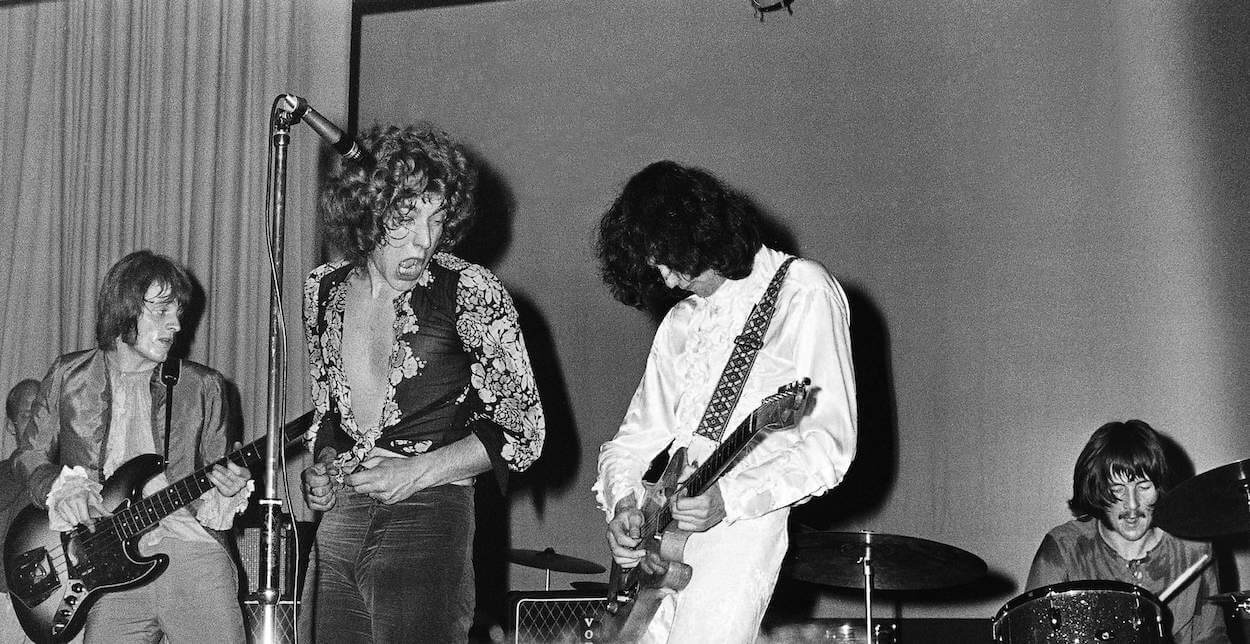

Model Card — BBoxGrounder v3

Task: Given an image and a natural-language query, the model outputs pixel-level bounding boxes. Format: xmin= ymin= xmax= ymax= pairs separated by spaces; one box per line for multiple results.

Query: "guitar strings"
xmin=30 ymin=448 xmax=260 ymax=584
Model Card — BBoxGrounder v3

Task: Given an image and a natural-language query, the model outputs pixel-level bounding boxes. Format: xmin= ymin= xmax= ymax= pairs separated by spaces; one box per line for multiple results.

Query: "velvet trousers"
xmin=311 ymin=485 xmax=475 ymax=644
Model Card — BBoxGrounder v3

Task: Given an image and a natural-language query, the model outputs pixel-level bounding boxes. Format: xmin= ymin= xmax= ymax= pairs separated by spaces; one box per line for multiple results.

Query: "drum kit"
xmin=988 ymin=456 xmax=1250 ymax=643
xmin=780 ymin=457 xmax=1250 ymax=643
xmin=509 ymin=457 xmax=1250 ymax=642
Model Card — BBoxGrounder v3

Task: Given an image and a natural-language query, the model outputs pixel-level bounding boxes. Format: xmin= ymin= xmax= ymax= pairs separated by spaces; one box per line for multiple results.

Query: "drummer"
xmin=1026 ymin=420 xmax=1227 ymax=643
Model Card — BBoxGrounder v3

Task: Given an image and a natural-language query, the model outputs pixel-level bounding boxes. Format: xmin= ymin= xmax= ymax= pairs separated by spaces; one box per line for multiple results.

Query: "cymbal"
xmin=1206 ymin=591 xmax=1250 ymax=605
xmin=1154 ymin=458 xmax=1250 ymax=538
xmin=570 ymin=581 xmax=608 ymax=593
xmin=783 ymin=531 xmax=987 ymax=591
xmin=508 ymin=548 xmax=606 ymax=575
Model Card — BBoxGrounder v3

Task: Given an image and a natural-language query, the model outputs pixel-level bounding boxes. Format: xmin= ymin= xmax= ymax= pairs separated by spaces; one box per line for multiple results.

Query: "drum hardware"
xmin=1206 ymin=590 xmax=1250 ymax=615
xmin=784 ymin=530 xmax=988 ymax=639
xmin=508 ymin=547 xmax=606 ymax=590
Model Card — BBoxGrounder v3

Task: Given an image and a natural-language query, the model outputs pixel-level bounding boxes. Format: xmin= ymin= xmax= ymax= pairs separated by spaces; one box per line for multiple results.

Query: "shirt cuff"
xmin=45 ymin=466 xmax=107 ymax=531
xmin=195 ymin=479 xmax=254 ymax=530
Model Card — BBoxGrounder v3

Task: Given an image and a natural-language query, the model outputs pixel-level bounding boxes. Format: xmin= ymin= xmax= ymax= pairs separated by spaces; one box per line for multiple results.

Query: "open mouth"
xmin=397 ymin=258 xmax=424 ymax=279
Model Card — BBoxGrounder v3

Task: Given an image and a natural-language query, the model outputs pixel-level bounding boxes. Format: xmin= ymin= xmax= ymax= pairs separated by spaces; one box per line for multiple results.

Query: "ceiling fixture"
xmin=751 ymin=0 xmax=795 ymax=21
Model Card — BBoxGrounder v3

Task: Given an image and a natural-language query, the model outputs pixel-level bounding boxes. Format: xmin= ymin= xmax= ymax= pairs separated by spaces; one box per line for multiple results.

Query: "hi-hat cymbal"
xmin=508 ymin=548 xmax=606 ymax=575
xmin=783 ymin=531 xmax=986 ymax=591
xmin=1154 ymin=458 xmax=1250 ymax=538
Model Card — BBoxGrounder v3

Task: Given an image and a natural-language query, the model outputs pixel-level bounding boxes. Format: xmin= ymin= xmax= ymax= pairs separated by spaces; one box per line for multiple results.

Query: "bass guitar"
xmin=597 ymin=379 xmax=810 ymax=642
xmin=4 ymin=426 xmax=305 ymax=643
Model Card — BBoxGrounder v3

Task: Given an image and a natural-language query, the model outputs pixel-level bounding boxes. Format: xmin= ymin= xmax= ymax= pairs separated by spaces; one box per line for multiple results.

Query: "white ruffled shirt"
xmin=594 ymin=247 xmax=858 ymax=523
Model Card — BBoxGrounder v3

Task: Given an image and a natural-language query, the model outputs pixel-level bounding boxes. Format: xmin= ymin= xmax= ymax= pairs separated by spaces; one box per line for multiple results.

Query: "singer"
xmin=300 ymin=124 xmax=545 ymax=643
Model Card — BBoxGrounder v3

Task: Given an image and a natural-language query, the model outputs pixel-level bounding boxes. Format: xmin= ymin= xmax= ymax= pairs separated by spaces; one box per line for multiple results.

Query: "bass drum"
xmin=761 ymin=620 xmax=896 ymax=643
xmin=992 ymin=580 xmax=1167 ymax=643
xmin=824 ymin=621 xmax=896 ymax=643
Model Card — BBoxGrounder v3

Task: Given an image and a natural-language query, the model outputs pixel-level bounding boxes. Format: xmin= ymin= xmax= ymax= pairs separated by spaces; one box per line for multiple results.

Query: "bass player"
xmin=11 ymin=250 xmax=252 ymax=643
xmin=593 ymin=161 xmax=858 ymax=642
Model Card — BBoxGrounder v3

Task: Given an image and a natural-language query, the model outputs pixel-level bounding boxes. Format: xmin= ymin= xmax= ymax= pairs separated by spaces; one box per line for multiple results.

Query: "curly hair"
xmin=596 ymin=161 xmax=761 ymax=309
xmin=1068 ymin=419 xmax=1172 ymax=520
xmin=95 ymin=250 xmax=192 ymax=350
xmin=320 ymin=124 xmax=478 ymax=267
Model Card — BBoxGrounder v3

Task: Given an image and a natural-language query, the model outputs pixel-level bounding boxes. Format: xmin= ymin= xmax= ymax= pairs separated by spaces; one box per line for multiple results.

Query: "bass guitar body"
xmin=5 ymin=454 xmax=169 ymax=643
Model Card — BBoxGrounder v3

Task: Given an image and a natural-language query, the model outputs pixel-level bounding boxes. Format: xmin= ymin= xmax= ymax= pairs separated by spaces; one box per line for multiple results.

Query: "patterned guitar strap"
xmin=693 ymin=256 xmax=796 ymax=443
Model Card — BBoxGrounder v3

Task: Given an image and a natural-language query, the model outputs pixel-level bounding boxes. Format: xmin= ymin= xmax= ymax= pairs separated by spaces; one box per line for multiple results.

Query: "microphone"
xmin=279 ymin=94 xmax=367 ymax=162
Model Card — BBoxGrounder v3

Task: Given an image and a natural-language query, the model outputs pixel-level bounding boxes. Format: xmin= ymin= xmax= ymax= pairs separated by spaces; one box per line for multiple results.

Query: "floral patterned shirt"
xmin=303 ymin=253 xmax=544 ymax=490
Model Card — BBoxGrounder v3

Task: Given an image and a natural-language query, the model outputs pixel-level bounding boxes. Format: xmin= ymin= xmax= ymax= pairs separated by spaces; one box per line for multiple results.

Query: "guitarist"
xmin=593 ymin=161 xmax=858 ymax=643
xmin=10 ymin=250 xmax=253 ymax=642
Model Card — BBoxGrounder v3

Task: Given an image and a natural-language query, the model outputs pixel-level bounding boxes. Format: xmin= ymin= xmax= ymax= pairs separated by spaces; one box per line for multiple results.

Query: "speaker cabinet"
xmin=507 ymin=591 xmax=609 ymax=643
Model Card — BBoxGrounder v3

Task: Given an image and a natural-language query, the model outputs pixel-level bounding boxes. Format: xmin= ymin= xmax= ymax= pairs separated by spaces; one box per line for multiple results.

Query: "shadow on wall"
xmin=457 ymin=154 xmax=514 ymax=270
xmin=456 ymin=156 xmax=586 ymax=637
xmin=473 ymin=291 xmax=582 ymax=639
xmin=1188 ymin=1 xmax=1250 ymax=617
xmin=790 ymin=283 xmax=899 ymax=531
xmin=167 ymin=267 xmax=246 ymax=446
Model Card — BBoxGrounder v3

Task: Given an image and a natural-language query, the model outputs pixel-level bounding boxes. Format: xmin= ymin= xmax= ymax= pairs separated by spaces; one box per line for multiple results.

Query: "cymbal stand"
xmin=860 ymin=534 xmax=875 ymax=640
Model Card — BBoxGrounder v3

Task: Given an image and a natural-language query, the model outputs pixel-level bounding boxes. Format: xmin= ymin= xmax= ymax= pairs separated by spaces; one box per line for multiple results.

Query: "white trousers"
xmin=643 ymin=508 xmax=790 ymax=644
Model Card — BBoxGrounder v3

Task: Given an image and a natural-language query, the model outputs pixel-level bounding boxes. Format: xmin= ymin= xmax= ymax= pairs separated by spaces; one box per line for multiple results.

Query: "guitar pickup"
xmin=9 ymin=547 xmax=60 ymax=608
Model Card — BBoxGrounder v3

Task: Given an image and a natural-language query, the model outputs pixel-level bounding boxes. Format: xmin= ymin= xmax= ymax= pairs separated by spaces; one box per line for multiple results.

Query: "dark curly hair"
xmin=95 ymin=250 xmax=192 ymax=350
xmin=596 ymin=161 xmax=761 ymax=309
xmin=1068 ymin=419 xmax=1172 ymax=520
xmin=320 ymin=124 xmax=477 ymax=267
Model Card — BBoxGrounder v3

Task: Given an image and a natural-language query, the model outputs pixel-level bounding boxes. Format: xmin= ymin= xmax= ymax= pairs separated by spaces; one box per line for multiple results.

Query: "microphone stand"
xmin=257 ymin=97 xmax=300 ymax=644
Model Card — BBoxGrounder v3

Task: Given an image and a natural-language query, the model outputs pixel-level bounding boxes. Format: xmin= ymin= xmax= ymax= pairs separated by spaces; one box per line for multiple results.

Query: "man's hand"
xmin=301 ymin=448 xmax=340 ymax=512
xmin=606 ymin=496 xmax=647 ymax=568
xmin=346 ymin=454 xmax=428 ymax=505
xmin=670 ymin=482 xmax=726 ymax=532
xmin=206 ymin=442 xmax=252 ymax=497
xmin=51 ymin=489 xmax=108 ymax=530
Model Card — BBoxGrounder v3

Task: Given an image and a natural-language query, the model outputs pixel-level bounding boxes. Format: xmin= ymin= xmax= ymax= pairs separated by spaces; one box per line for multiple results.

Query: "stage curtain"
xmin=0 ymin=0 xmax=345 ymax=441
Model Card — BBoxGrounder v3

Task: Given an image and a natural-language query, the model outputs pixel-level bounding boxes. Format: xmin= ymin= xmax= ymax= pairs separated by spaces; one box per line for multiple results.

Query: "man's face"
xmin=652 ymin=263 xmax=726 ymax=298
xmin=368 ymin=194 xmax=446 ymax=292
xmin=1102 ymin=472 xmax=1158 ymax=543
xmin=116 ymin=282 xmax=182 ymax=370
xmin=8 ymin=385 xmax=37 ymax=434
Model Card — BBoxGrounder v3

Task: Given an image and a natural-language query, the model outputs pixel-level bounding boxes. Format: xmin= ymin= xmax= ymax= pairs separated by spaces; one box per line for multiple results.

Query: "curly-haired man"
xmin=593 ymin=160 xmax=857 ymax=642
xmin=300 ymin=124 xmax=545 ymax=643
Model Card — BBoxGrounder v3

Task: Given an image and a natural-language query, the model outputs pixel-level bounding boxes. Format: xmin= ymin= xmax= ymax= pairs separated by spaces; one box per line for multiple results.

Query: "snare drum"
xmin=992 ymin=580 xmax=1167 ymax=643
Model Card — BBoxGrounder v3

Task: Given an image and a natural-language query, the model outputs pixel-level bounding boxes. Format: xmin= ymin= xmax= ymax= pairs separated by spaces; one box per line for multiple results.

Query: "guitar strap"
xmin=693 ymin=256 xmax=796 ymax=443
xmin=160 ymin=359 xmax=181 ymax=463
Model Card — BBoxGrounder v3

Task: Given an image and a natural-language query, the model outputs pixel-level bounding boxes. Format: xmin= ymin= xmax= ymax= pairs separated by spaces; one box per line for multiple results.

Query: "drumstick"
xmin=1158 ymin=553 xmax=1211 ymax=602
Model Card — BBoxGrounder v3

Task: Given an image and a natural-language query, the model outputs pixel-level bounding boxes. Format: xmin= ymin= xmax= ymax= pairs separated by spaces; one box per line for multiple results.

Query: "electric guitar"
xmin=3 ymin=426 xmax=305 ymax=643
xmin=597 ymin=379 xmax=810 ymax=642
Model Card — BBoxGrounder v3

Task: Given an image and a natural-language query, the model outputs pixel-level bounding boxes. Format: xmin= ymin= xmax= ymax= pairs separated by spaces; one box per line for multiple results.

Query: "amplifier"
xmin=507 ymin=591 xmax=610 ymax=643
xmin=237 ymin=520 xmax=311 ymax=599
xmin=242 ymin=599 xmax=300 ymax=644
